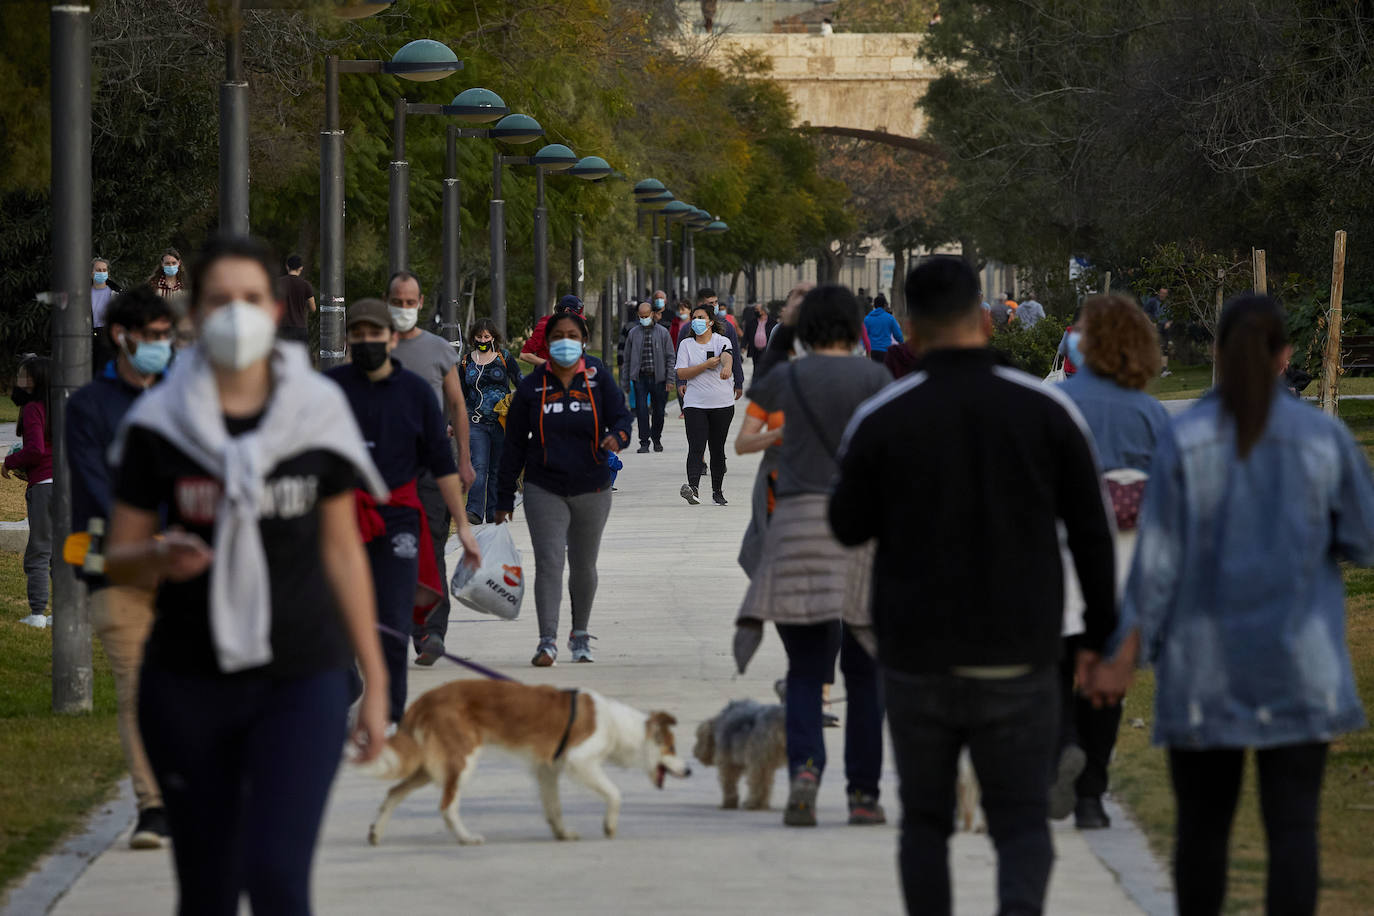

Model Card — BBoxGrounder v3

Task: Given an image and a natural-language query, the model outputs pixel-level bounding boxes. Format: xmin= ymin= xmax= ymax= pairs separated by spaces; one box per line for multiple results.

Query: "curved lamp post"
xmin=660 ymin=200 xmax=694 ymax=299
xmin=319 ymin=38 xmax=461 ymax=367
xmin=563 ymin=156 xmax=612 ymax=300
xmin=490 ymin=143 xmax=577 ymax=334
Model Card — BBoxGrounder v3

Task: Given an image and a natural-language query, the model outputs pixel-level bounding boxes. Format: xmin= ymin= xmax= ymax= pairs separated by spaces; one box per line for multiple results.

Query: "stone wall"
xmin=698 ymin=33 xmax=936 ymax=136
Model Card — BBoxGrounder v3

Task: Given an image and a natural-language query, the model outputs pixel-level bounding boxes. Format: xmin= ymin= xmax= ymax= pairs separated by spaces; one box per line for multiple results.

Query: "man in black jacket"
xmin=830 ymin=256 xmax=1116 ymax=916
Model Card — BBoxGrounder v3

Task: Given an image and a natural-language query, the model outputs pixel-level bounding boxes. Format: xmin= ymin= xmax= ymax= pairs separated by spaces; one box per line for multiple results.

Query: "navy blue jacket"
xmin=496 ymin=356 xmax=632 ymax=510
xmin=325 ymin=358 xmax=456 ymax=504
xmin=68 ymin=362 xmax=153 ymax=536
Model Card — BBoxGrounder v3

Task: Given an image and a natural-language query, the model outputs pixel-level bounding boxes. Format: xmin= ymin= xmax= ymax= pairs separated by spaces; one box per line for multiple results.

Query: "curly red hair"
xmin=1080 ymin=294 xmax=1162 ymax=390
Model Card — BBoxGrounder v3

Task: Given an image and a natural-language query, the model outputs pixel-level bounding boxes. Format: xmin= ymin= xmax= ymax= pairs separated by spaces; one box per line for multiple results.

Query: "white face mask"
xmin=201 ymin=301 xmax=277 ymax=371
xmin=388 ymin=306 xmax=418 ymax=333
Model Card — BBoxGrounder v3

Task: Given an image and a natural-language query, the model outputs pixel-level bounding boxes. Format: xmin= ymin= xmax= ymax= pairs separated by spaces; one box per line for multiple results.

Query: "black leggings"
xmin=1169 ymin=743 xmax=1328 ymax=916
xmin=140 ymin=666 xmax=350 ymax=916
xmin=684 ymin=405 xmax=734 ymax=492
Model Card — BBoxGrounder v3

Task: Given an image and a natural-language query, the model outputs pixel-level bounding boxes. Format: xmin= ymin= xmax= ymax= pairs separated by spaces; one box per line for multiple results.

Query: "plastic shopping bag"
xmin=449 ymin=523 xmax=524 ymax=620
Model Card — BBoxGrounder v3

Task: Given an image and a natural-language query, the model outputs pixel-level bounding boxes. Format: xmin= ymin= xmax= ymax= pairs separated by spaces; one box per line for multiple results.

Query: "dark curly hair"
xmin=797 ymin=284 xmax=862 ymax=348
xmin=468 ymin=317 xmax=503 ymax=349
xmin=190 ymin=236 xmax=276 ymax=312
xmin=545 ymin=311 xmax=588 ymax=340
xmin=1080 ymin=294 xmax=1162 ymax=390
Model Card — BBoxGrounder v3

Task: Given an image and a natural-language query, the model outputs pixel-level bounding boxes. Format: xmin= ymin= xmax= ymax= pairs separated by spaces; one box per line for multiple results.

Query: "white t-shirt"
xmin=676 ymin=333 xmax=735 ymax=409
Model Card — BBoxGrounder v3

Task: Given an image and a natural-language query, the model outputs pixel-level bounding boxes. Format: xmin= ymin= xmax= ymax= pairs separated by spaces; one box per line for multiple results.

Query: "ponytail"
xmin=1216 ymin=295 xmax=1286 ymax=458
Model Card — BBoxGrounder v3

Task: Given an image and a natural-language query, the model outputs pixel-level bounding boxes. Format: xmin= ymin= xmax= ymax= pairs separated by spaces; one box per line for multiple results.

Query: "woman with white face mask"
xmin=104 ymin=236 xmax=391 ymax=914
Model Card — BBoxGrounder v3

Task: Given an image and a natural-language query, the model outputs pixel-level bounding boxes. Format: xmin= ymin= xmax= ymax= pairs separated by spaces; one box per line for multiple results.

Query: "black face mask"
xmin=351 ymin=341 xmax=389 ymax=373
xmin=10 ymin=387 xmax=33 ymax=408
xmin=475 ymin=341 xmax=492 ymax=352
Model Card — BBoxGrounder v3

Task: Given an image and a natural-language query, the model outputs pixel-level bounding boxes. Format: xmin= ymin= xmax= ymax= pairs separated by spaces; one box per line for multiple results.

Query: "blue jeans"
xmin=139 ymin=666 xmax=349 ymax=916
xmin=467 ymin=420 xmax=504 ymax=522
xmin=886 ymin=666 xmax=1059 ymax=916
xmin=774 ymin=621 xmax=884 ymax=797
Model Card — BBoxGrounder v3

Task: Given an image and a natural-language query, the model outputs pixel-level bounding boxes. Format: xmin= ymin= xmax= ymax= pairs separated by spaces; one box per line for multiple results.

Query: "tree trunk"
xmin=890 ymin=247 xmax=907 ymax=318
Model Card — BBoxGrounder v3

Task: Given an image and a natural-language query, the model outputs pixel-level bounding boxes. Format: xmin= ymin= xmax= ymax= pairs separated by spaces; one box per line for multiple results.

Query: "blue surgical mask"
xmin=125 ymin=336 xmax=172 ymax=375
xmin=549 ymin=338 xmax=583 ymax=368
xmin=639 ymin=317 xmax=653 ymax=327
xmin=691 ymin=317 xmax=709 ymax=336
xmin=654 ymin=298 xmax=665 ymax=309
xmin=716 ymin=307 xmax=727 ymax=318
xmin=92 ymin=271 xmax=108 ymax=284
xmin=162 ymin=263 xmax=179 ymax=277
xmin=1067 ymin=330 xmax=1085 ymax=367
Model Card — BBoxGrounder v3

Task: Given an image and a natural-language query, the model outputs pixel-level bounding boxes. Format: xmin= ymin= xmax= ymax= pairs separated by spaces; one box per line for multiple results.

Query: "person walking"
xmin=386 ymin=270 xmax=475 ymax=666
xmin=91 ymin=257 xmax=118 ymax=369
xmin=863 ymin=294 xmax=904 ymax=363
xmin=495 ymin=311 xmax=631 ymax=666
xmin=1015 ymin=293 xmax=1046 ymax=330
xmin=742 ymin=301 xmax=777 ymax=381
xmin=147 ymin=248 xmax=186 ymax=299
xmin=277 ymin=254 xmax=315 ymax=346
xmin=829 ymin=256 xmax=1117 ymax=916
xmin=734 ymin=285 xmax=892 ymax=828
xmin=676 ymin=304 xmax=736 ymax=506
xmin=520 ymin=294 xmax=585 ymax=368
xmin=4 ymin=356 xmax=54 ymax=628
xmin=1092 ymin=294 xmax=1374 ymax=916
xmin=623 ymin=301 xmax=674 ymax=453
xmin=1055 ymin=294 xmax=1170 ymax=830
xmin=678 ymin=288 xmax=744 ymax=400
xmin=460 ymin=318 xmax=522 ymax=524
xmin=328 ymin=299 xmax=481 ymax=725
xmin=67 ymin=286 xmax=174 ymax=847
xmin=104 ymin=235 xmax=392 ymax=915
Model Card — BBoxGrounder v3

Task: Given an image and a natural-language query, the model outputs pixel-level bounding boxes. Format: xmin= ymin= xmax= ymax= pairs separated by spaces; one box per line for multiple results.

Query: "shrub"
xmin=991 ymin=314 xmax=1066 ymax=377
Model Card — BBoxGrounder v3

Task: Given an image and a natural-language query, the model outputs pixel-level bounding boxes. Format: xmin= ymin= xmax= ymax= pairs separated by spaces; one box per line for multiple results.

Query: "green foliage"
xmin=990 ymin=314 xmax=1065 ymax=378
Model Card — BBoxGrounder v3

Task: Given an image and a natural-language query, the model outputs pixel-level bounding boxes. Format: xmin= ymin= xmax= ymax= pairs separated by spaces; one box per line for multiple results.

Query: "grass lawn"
xmin=0 ymin=551 xmax=125 ymax=895
xmin=1149 ymin=365 xmax=1374 ymax=401
xmin=1111 ymin=398 xmax=1374 ymax=914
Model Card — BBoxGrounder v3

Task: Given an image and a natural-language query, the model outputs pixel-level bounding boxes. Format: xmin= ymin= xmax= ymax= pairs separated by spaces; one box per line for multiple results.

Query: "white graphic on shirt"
xmin=391 ymin=531 xmax=419 ymax=559
xmin=258 ymin=475 xmax=320 ymax=520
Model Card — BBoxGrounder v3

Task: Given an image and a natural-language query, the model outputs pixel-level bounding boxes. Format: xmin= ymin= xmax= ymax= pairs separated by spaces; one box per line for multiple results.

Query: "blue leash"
xmin=375 ymin=622 xmax=517 ymax=682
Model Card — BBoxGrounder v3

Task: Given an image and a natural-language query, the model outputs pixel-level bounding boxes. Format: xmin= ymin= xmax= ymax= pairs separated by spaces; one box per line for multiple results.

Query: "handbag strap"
xmin=786 ymin=362 xmax=840 ymax=460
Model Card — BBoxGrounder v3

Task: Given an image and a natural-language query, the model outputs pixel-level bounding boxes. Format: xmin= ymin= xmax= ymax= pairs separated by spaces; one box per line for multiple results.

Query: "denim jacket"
xmin=1058 ymin=367 xmax=1172 ymax=472
xmin=1114 ymin=385 xmax=1374 ymax=748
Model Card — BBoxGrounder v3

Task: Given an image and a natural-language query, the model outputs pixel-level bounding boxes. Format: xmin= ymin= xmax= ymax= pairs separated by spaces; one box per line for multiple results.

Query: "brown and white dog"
xmin=361 ymin=679 xmax=690 ymax=846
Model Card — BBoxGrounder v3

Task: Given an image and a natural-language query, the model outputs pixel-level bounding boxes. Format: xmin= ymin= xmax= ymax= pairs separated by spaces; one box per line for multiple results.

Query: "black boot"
xmin=1075 ymin=795 xmax=1111 ymax=830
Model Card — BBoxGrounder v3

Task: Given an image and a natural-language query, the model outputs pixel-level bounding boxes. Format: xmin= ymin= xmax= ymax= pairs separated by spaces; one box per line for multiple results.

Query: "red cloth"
xmin=521 ymin=315 xmax=551 ymax=361
xmin=354 ymin=479 xmax=443 ymax=624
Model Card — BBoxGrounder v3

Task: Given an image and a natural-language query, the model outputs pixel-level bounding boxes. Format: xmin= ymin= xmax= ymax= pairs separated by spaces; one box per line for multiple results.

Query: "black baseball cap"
xmin=346 ymin=297 xmax=392 ymax=330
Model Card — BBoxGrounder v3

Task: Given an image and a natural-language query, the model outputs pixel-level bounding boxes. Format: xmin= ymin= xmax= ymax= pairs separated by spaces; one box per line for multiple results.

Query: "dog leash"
xmin=375 ymin=622 xmax=517 ymax=682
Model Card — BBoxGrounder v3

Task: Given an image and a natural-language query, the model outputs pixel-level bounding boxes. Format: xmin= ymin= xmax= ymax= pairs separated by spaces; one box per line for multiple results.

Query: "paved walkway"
xmin=32 ymin=404 xmax=1159 ymax=915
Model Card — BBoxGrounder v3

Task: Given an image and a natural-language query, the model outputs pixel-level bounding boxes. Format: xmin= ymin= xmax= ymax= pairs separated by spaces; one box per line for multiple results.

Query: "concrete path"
xmin=37 ymin=402 xmax=1157 ymax=915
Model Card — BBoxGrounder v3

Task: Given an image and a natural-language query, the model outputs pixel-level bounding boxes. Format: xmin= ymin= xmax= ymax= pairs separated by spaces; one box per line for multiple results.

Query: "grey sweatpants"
xmin=522 ymin=482 xmax=613 ymax=640
xmin=24 ymin=483 xmax=53 ymax=615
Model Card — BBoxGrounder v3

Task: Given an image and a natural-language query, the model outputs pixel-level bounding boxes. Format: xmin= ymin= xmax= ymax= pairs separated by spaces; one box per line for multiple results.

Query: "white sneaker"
xmin=20 ymin=614 xmax=50 ymax=628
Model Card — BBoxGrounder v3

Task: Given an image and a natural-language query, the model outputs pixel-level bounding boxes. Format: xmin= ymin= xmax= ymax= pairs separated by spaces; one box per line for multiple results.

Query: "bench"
xmin=1342 ymin=335 xmax=1374 ymax=374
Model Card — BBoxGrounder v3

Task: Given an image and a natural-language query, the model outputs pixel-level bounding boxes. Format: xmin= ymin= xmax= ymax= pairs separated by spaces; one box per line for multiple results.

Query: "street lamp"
xmin=563 ymin=156 xmax=612 ymax=299
xmin=681 ymin=207 xmax=711 ymax=297
xmin=634 ymin=183 xmax=672 ymax=292
xmin=387 ymin=87 xmax=512 ymax=281
xmin=319 ymin=38 xmax=461 ymax=367
xmin=660 ymin=200 xmax=693 ymax=299
xmin=491 ymin=143 xmax=578 ymax=336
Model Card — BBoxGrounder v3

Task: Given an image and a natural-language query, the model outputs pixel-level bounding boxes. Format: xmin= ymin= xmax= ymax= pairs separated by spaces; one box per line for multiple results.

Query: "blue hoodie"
xmin=496 ymin=355 xmax=632 ymax=510
xmin=863 ymin=307 xmax=904 ymax=353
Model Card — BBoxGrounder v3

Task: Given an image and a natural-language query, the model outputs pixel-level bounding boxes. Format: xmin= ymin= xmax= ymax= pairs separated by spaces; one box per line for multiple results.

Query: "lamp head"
xmin=532 ymin=143 xmax=578 ymax=171
xmin=447 ymin=87 xmax=509 ymax=123
xmin=569 ymin=156 xmax=612 ymax=180
xmin=386 ymin=39 xmax=461 ymax=82
xmin=489 ymin=113 xmax=544 ymax=144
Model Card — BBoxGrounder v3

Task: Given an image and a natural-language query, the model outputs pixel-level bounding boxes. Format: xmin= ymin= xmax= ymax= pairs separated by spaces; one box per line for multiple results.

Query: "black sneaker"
xmin=465 ymin=511 xmax=482 ymax=526
xmin=130 ymin=806 xmax=169 ymax=850
xmin=1075 ymin=795 xmax=1111 ymax=830
xmin=652 ymin=440 xmax=663 ymax=452
xmin=783 ymin=764 xmax=821 ymax=827
xmin=712 ymin=491 xmax=728 ymax=506
xmin=415 ymin=634 xmax=444 ymax=667
xmin=680 ymin=483 xmax=700 ymax=505
xmin=637 ymin=443 xmax=650 ymax=454
xmin=847 ymin=790 xmax=886 ymax=825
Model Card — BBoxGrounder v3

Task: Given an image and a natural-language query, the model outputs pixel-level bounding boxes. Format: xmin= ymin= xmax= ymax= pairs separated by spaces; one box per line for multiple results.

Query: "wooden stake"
xmin=1102 ymin=270 xmax=1111 ymax=294
xmin=1252 ymin=248 xmax=1267 ymax=295
xmin=1321 ymin=230 xmax=1348 ymax=417
xmin=1212 ymin=268 xmax=1224 ymax=388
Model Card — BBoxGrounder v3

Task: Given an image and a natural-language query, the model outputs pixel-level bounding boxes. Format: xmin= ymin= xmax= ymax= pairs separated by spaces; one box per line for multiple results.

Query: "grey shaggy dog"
xmin=693 ymin=699 xmax=788 ymax=809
